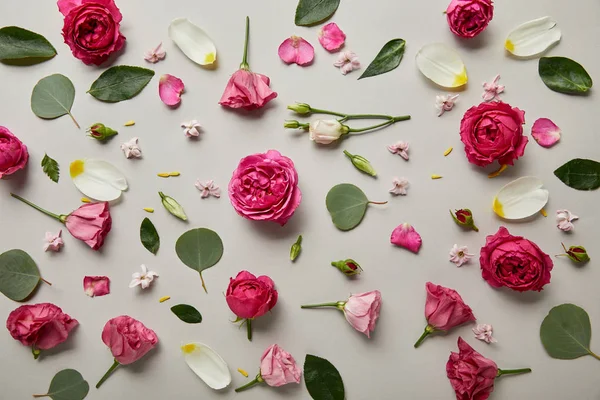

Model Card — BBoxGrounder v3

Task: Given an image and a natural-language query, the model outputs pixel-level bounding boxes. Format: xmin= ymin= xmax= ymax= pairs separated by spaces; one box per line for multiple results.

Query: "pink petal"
xmin=159 ymin=74 xmax=185 ymax=106
xmin=531 ymin=118 xmax=561 ymax=148
xmin=390 ymin=223 xmax=422 ymax=253
xmin=278 ymin=36 xmax=314 ymax=66
xmin=319 ymin=23 xmax=346 ymax=52
xmin=83 ymin=276 xmax=110 ymax=297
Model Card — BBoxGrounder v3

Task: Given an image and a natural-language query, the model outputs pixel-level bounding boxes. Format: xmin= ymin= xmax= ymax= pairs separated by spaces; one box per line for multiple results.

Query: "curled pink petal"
xmin=531 ymin=118 xmax=561 ymax=148
xmin=159 ymin=74 xmax=185 ymax=106
xmin=318 ymin=23 xmax=346 ymax=52
xmin=278 ymin=36 xmax=314 ymax=66
xmin=390 ymin=223 xmax=422 ymax=253
xmin=83 ymin=276 xmax=110 ymax=297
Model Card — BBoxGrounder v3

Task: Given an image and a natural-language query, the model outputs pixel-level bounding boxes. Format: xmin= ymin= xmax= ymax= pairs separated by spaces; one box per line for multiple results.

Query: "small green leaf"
xmin=0 ymin=26 xmax=56 ymax=63
xmin=140 ymin=218 xmax=160 ymax=255
xmin=37 ymin=369 xmax=89 ymax=400
xmin=0 ymin=249 xmax=41 ymax=301
xmin=304 ymin=354 xmax=345 ymax=400
xmin=175 ymin=228 xmax=224 ymax=293
xmin=171 ymin=304 xmax=202 ymax=324
xmin=539 ymin=57 xmax=593 ymax=94
xmin=31 ymin=74 xmax=79 ymax=128
xmin=540 ymin=304 xmax=595 ymax=360
xmin=88 ymin=66 xmax=155 ymax=102
xmin=326 ymin=184 xmax=369 ymax=231
xmin=554 ymin=158 xmax=600 ymax=191
xmin=295 ymin=0 xmax=340 ymax=26
xmin=41 ymin=154 xmax=60 ymax=183
xmin=359 ymin=39 xmax=406 ymax=80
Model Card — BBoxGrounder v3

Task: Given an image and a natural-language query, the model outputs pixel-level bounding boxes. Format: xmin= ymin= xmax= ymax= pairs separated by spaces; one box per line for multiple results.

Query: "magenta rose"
xmin=446 ymin=0 xmax=494 ymax=39
xmin=228 ymin=150 xmax=301 ymax=225
xmin=0 ymin=126 xmax=28 ymax=179
xmin=57 ymin=0 xmax=126 ymax=65
xmin=460 ymin=101 xmax=527 ymax=167
xmin=447 ymin=337 xmax=498 ymax=400
xmin=480 ymin=226 xmax=553 ymax=292
xmin=226 ymin=271 xmax=278 ymax=320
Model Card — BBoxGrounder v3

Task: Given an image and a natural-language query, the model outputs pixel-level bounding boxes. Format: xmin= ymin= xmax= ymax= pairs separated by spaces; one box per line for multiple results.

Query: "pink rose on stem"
xmin=446 ymin=0 xmax=494 ymax=39
xmin=415 ymin=282 xmax=475 ymax=348
xmin=0 ymin=126 xmax=29 ymax=179
xmin=57 ymin=0 xmax=126 ymax=65
xmin=226 ymin=271 xmax=278 ymax=341
xmin=447 ymin=337 xmax=531 ymax=400
xmin=219 ymin=17 xmax=277 ymax=110
xmin=6 ymin=303 xmax=78 ymax=359
xmin=235 ymin=344 xmax=302 ymax=392
xmin=11 ymin=194 xmax=112 ymax=250
xmin=96 ymin=316 xmax=158 ymax=388
xmin=301 ymin=290 xmax=382 ymax=338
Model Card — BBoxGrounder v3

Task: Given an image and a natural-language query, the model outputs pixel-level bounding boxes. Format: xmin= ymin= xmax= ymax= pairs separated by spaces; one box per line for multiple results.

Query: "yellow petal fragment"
xmin=159 ymin=295 xmax=170 ymax=303
xmin=143 ymin=207 xmax=154 ymax=213
xmin=70 ymin=160 xmax=85 ymax=178
xmin=540 ymin=208 xmax=548 ymax=217
xmin=431 ymin=174 xmax=443 ymax=179
xmin=493 ymin=196 xmax=505 ymax=217
xmin=124 ymin=120 xmax=135 ymax=126
xmin=157 ymin=172 xmax=170 ymax=177
xmin=453 ymin=67 xmax=468 ymax=87
xmin=205 ymin=52 xmax=215 ymax=64
xmin=505 ymin=39 xmax=515 ymax=53
xmin=181 ymin=343 xmax=197 ymax=354
xmin=444 ymin=147 xmax=453 ymax=156
xmin=169 ymin=172 xmax=181 ymax=177
xmin=237 ymin=368 xmax=249 ymax=377
xmin=488 ymin=164 xmax=508 ymax=178
xmin=81 ymin=197 xmax=91 ymax=203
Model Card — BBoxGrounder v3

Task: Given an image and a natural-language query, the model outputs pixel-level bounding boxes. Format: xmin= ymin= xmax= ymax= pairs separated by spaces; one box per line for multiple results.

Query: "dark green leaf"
xmin=0 ymin=249 xmax=41 ymax=301
xmin=326 ymin=183 xmax=369 ymax=231
xmin=540 ymin=304 xmax=594 ymax=360
xmin=554 ymin=158 xmax=600 ymax=191
xmin=359 ymin=39 xmax=406 ymax=80
xmin=0 ymin=26 xmax=56 ymax=63
xmin=304 ymin=354 xmax=345 ymax=400
xmin=295 ymin=0 xmax=340 ymax=26
xmin=140 ymin=218 xmax=160 ymax=255
xmin=171 ymin=304 xmax=202 ymax=324
xmin=175 ymin=228 xmax=224 ymax=292
xmin=539 ymin=57 xmax=593 ymax=94
xmin=31 ymin=74 xmax=78 ymax=127
xmin=88 ymin=66 xmax=155 ymax=102
xmin=41 ymin=153 xmax=59 ymax=183
xmin=42 ymin=369 xmax=89 ymax=400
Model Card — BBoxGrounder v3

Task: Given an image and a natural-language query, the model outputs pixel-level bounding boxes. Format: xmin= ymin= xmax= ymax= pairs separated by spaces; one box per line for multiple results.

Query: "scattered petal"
xmin=334 ymin=51 xmax=360 ymax=75
xmin=318 ymin=23 xmax=346 ymax=52
xmin=70 ymin=159 xmax=128 ymax=201
xmin=482 ymin=75 xmax=504 ymax=102
xmin=390 ymin=223 xmax=422 ymax=253
xmin=159 ymin=295 xmax=171 ymax=303
xmin=278 ymin=36 xmax=314 ymax=66
xmin=416 ymin=43 xmax=467 ymax=88
xmin=473 ymin=324 xmax=497 ymax=344
xmin=556 ymin=209 xmax=578 ymax=232
xmin=436 ymin=94 xmax=459 ymax=116
xmin=181 ymin=120 xmax=202 ymax=137
xmin=540 ymin=208 xmax=548 ymax=217
xmin=159 ymin=74 xmax=185 ymax=106
xmin=387 ymin=141 xmax=409 ymax=160
xmin=80 ymin=197 xmax=91 ymax=203
xmin=195 ymin=179 xmax=221 ymax=198
xmin=531 ymin=118 xmax=561 ymax=148
xmin=493 ymin=176 xmax=549 ymax=219
xmin=444 ymin=147 xmax=453 ymax=156
xmin=169 ymin=18 xmax=217 ymax=65
xmin=237 ymin=368 xmax=249 ymax=377
xmin=83 ymin=276 xmax=110 ymax=297
xmin=181 ymin=342 xmax=232 ymax=389
xmin=505 ymin=16 xmax=561 ymax=58
xmin=169 ymin=172 xmax=180 ymax=177
xmin=389 ymin=177 xmax=409 ymax=196
xmin=143 ymin=208 xmax=154 ymax=213
xmin=431 ymin=174 xmax=443 ymax=179
xmin=124 ymin=120 xmax=135 ymax=126
xmin=449 ymin=244 xmax=474 ymax=267
xmin=129 ymin=264 xmax=158 ymax=289
xmin=120 ymin=137 xmax=142 ymax=159
xmin=144 ymin=42 xmax=166 ymax=63
xmin=43 ymin=230 xmax=64 ymax=252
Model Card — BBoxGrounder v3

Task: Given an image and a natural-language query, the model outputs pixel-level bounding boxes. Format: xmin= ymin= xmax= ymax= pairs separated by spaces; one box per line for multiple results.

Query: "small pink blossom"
xmin=43 ymin=230 xmax=64 ymax=252
xmin=556 ymin=209 xmax=578 ymax=232
xmin=144 ymin=43 xmax=166 ymax=63
xmin=195 ymin=179 xmax=220 ymax=198
xmin=129 ymin=264 xmax=158 ymax=289
xmin=333 ymin=51 xmax=360 ymax=75
xmin=436 ymin=94 xmax=459 ymax=116
xmin=318 ymin=23 xmax=346 ymax=52
xmin=482 ymin=75 xmax=504 ymax=102
xmin=181 ymin=120 xmax=201 ymax=137
xmin=120 ymin=137 xmax=142 ymax=159
xmin=278 ymin=36 xmax=314 ymax=66
xmin=83 ymin=276 xmax=110 ymax=297
xmin=159 ymin=74 xmax=185 ymax=106
xmin=391 ymin=223 xmax=422 ymax=253
xmin=389 ymin=177 xmax=409 ymax=196
xmin=449 ymin=244 xmax=474 ymax=267
xmin=387 ymin=141 xmax=409 ymax=160
xmin=472 ymin=324 xmax=497 ymax=344
xmin=532 ymin=118 xmax=561 ymax=148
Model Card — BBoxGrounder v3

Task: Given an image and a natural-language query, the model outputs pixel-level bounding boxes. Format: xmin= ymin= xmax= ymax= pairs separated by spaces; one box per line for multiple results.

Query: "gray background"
xmin=0 ymin=0 xmax=599 ymax=399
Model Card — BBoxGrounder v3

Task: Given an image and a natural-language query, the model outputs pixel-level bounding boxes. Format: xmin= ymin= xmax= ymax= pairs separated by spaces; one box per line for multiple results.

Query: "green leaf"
xmin=304 ymin=354 xmax=345 ymax=400
xmin=170 ymin=304 xmax=202 ymax=324
xmin=326 ymin=183 xmax=369 ymax=231
xmin=295 ymin=0 xmax=340 ymax=26
xmin=175 ymin=228 xmax=224 ymax=292
xmin=140 ymin=217 xmax=160 ymax=255
xmin=539 ymin=57 xmax=593 ymax=94
xmin=554 ymin=158 xmax=600 ymax=191
xmin=359 ymin=39 xmax=406 ymax=80
xmin=41 ymin=153 xmax=59 ymax=183
xmin=0 ymin=249 xmax=41 ymax=302
xmin=0 ymin=26 xmax=56 ymax=64
xmin=540 ymin=304 xmax=596 ymax=360
xmin=38 ymin=369 xmax=89 ymax=400
xmin=31 ymin=74 xmax=79 ymax=128
xmin=88 ymin=66 xmax=155 ymax=103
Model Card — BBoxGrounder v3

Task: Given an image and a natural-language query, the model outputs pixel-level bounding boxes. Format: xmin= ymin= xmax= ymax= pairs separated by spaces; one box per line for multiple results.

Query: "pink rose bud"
xmin=287 ymin=103 xmax=312 ymax=114
xmin=83 ymin=276 xmax=111 ymax=297
xmin=235 ymin=344 xmax=302 ymax=392
xmin=450 ymin=208 xmax=479 ymax=232
xmin=331 ymin=259 xmax=362 ymax=276
xmin=557 ymin=243 xmax=590 ymax=263
xmin=0 ymin=126 xmax=29 ymax=179
xmin=390 ymin=223 xmax=422 ymax=253
xmin=445 ymin=0 xmax=494 ymax=39
xmin=318 ymin=22 xmax=346 ymax=52
xmin=87 ymin=123 xmax=118 ymax=141
xmin=65 ymin=202 xmax=112 ymax=250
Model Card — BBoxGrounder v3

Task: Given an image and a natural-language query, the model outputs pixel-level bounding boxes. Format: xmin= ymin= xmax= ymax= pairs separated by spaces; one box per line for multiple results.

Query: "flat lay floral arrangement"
xmin=0 ymin=0 xmax=598 ymax=399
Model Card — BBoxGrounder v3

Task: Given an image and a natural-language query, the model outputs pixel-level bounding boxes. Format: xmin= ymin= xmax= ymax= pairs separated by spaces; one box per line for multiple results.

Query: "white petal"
xmin=169 ymin=18 xmax=217 ymax=65
xmin=505 ymin=17 xmax=561 ymax=58
xmin=70 ymin=159 xmax=128 ymax=201
xmin=493 ymin=176 xmax=549 ymax=220
xmin=415 ymin=43 xmax=467 ymax=88
xmin=182 ymin=342 xmax=231 ymax=390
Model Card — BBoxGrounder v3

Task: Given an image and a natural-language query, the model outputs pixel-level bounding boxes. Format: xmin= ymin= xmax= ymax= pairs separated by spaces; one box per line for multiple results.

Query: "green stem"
xmin=368 ymin=201 xmax=388 ymax=205
xmin=246 ymin=319 xmax=252 ymax=341
xmin=348 ymin=115 xmax=411 ymax=133
xmin=96 ymin=359 xmax=120 ymax=389
xmin=68 ymin=112 xmax=80 ymax=129
xmin=588 ymin=351 xmax=600 ymax=361
xmin=346 ymin=113 xmax=395 ymax=120
xmin=32 ymin=347 xmax=41 ymax=360
xmin=200 ymin=272 xmax=207 ymax=294
xmin=301 ymin=302 xmax=344 ymax=310
xmin=414 ymin=325 xmax=434 ymax=348
xmin=10 ymin=193 xmax=65 ymax=223
xmin=40 ymin=277 xmax=52 ymax=286
xmin=235 ymin=375 xmax=263 ymax=392
xmin=240 ymin=16 xmax=250 ymax=69
xmin=343 ymin=150 xmax=354 ymax=159
xmin=471 ymin=224 xmax=479 ymax=232
xmin=497 ymin=368 xmax=532 ymax=377
xmin=32 ymin=395 xmax=48 ymax=398
xmin=309 ymin=108 xmax=347 ymax=118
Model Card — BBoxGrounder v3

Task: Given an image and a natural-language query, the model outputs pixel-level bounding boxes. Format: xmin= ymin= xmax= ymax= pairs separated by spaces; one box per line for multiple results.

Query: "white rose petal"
xmin=505 ymin=17 xmax=561 ymax=58
xmin=416 ymin=43 xmax=467 ymax=88
xmin=182 ymin=342 xmax=231 ymax=390
xmin=493 ymin=176 xmax=549 ymax=220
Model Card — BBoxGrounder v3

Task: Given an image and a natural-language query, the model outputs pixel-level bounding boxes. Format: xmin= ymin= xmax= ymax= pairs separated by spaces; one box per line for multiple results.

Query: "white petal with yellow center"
xmin=169 ymin=18 xmax=217 ymax=65
xmin=415 ymin=43 xmax=467 ymax=88
xmin=505 ymin=17 xmax=561 ymax=58
xmin=70 ymin=159 xmax=128 ymax=201
xmin=493 ymin=176 xmax=549 ymax=219
xmin=181 ymin=342 xmax=231 ymax=390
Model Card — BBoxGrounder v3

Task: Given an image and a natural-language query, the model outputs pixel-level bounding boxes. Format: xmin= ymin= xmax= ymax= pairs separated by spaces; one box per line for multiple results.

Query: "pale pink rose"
xmin=390 ymin=223 xmax=422 ymax=253
xmin=343 ymin=290 xmax=382 ymax=338
xmin=278 ymin=36 xmax=314 ymax=66
xmin=318 ymin=23 xmax=346 ymax=52
xmin=446 ymin=0 xmax=494 ymax=39
xmin=425 ymin=282 xmax=475 ymax=331
xmin=101 ymin=315 xmax=158 ymax=365
xmin=219 ymin=69 xmax=277 ymax=110
xmin=532 ymin=118 xmax=561 ymax=148
xmin=0 ymin=126 xmax=29 ymax=179
xmin=83 ymin=276 xmax=110 ymax=297
xmin=65 ymin=202 xmax=112 ymax=250
xmin=159 ymin=74 xmax=185 ymax=106
xmin=259 ymin=344 xmax=302 ymax=387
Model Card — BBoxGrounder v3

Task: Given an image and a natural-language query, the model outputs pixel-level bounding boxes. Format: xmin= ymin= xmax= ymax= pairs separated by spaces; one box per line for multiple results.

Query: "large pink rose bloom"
xmin=446 ymin=337 xmax=498 ymax=400
xmin=460 ymin=102 xmax=527 ymax=167
xmin=480 ymin=226 xmax=553 ymax=292
xmin=101 ymin=315 xmax=158 ymax=365
xmin=57 ymin=0 xmax=126 ymax=65
xmin=0 ymin=126 xmax=28 ymax=179
xmin=260 ymin=344 xmax=302 ymax=387
xmin=229 ymin=150 xmax=301 ymax=225
xmin=226 ymin=270 xmax=278 ymax=320
xmin=65 ymin=201 xmax=112 ymax=250
xmin=425 ymin=282 xmax=475 ymax=331
xmin=343 ymin=290 xmax=382 ymax=338
xmin=219 ymin=69 xmax=278 ymax=110
xmin=446 ymin=0 xmax=494 ymax=39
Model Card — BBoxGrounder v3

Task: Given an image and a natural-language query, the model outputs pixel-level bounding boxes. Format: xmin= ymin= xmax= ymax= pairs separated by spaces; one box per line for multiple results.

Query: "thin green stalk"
xmin=589 ymin=351 xmax=600 ymax=361
xmin=96 ymin=359 xmax=120 ymax=389
xmin=301 ymin=302 xmax=344 ymax=310
xmin=414 ymin=325 xmax=435 ymax=348
xmin=309 ymin=108 xmax=347 ymax=118
xmin=345 ymin=113 xmax=395 ymax=120
xmin=497 ymin=368 xmax=532 ymax=377
xmin=10 ymin=193 xmax=65 ymax=223
xmin=246 ymin=319 xmax=252 ymax=341
xmin=235 ymin=374 xmax=263 ymax=392
xmin=240 ymin=16 xmax=250 ymax=69
xmin=348 ymin=115 xmax=411 ymax=133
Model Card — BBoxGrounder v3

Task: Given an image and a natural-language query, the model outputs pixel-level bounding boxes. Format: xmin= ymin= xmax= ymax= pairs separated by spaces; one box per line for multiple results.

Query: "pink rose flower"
xmin=344 ymin=291 xmax=382 ymax=338
xmin=460 ymin=102 xmax=527 ymax=167
xmin=101 ymin=315 xmax=158 ymax=365
xmin=84 ymin=276 xmax=110 ymax=297
xmin=219 ymin=69 xmax=278 ymax=110
xmin=318 ymin=23 xmax=346 ymax=52
xmin=228 ymin=150 xmax=301 ymax=225
xmin=65 ymin=202 xmax=112 ymax=250
xmin=446 ymin=337 xmax=498 ymax=400
xmin=6 ymin=303 xmax=78 ymax=357
xmin=0 ymin=126 xmax=29 ymax=179
xmin=226 ymin=271 xmax=278 ymax=320
xmin=446 ymin=0 xmax=494 ymax=39
xmin=480 ymin=226 xmax=553 ymax=292
xmin=57 ymin=0 xmax=126 ymax=65
xmin=260 ymin=344 xmax=302 ymax=387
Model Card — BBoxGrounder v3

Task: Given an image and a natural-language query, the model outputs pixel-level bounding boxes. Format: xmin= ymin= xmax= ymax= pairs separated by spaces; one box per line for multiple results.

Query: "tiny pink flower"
xmin=278 ymin=36 xmax=314 ymax=66
xmin=482 ymin=74 xmax=504 ymax=102
xmin=120 ymin=137 xmax=142 ymax=159
xmin=436 ymin=94 xmax=459 ymax=116
xmin=195 ymin=179 xmax=220 ymax=198
xmin=181 ymin=120 xmax=201 ymax=137
xmin=159 ymin=74 xmax=185 ymax=106
xmin=389 ymin=177 xmax=409 ymax=196
xmin=391 ymin=223 xmax=422 ymax=253
xmin=387 ymin=141 xmax=409 ymax=160
xmin=556 ymin=209 xmax=578 ymax=232
xmin=333 ymin=51 xmax=360 ymax=75
xmin=129 ymin=264 xmax=158 ymax=289
xmin=144 ymin=43 xmax=166 ymax=63
xmin=83 ymin=276 xmax=110 ymax=297
xmin=318 ymin=23 xmax=346 ymax=52
xmin=473 ymin=324 xmax=497 ymax=344
xmin=43 ymin=230 xmax=64 ymax=252
xmin=449 ymin=244 xmax=474 ymax=267
xmin=531 ymin=118 xmax=561 ymax=148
